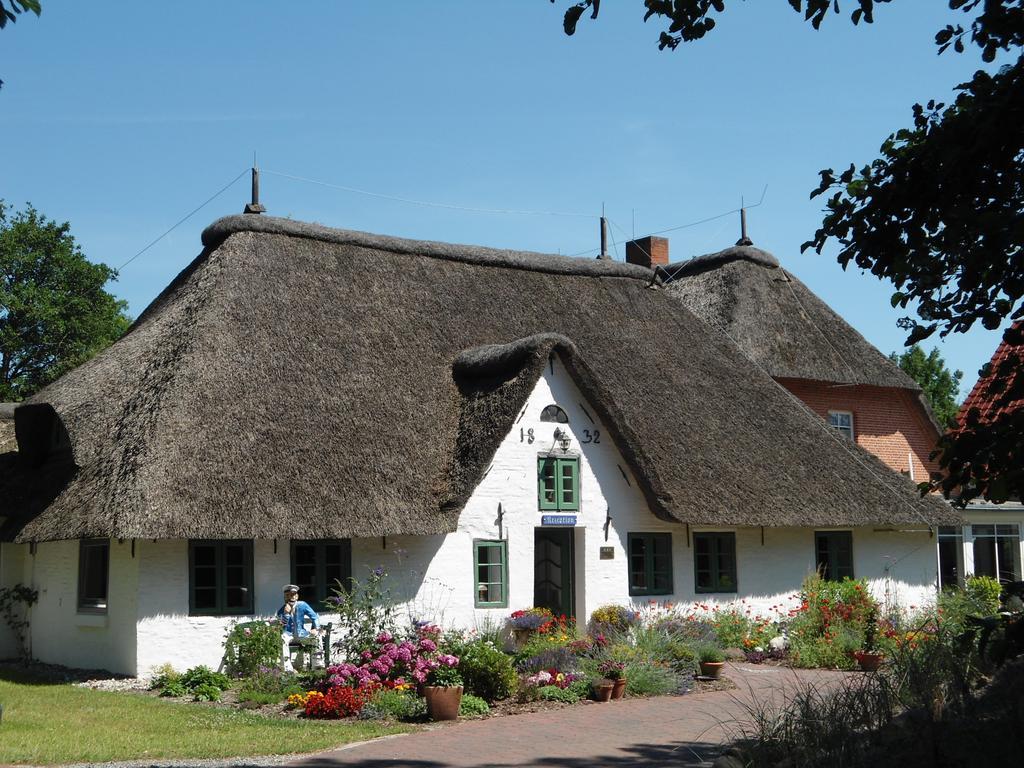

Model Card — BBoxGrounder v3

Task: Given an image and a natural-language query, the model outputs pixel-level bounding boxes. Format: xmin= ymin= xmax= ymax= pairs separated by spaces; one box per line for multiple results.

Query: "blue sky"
xmin=0 ymin=1 xmax=1007 ymax=394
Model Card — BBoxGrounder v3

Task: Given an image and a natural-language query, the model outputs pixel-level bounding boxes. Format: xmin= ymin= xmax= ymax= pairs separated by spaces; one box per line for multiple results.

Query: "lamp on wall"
xmin=553 ymin=428 xmax=572 ymax=452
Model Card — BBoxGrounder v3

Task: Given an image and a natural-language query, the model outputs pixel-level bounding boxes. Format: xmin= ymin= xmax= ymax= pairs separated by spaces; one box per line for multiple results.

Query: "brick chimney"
xmin=625 ymin=236 xmax=669 ymax=269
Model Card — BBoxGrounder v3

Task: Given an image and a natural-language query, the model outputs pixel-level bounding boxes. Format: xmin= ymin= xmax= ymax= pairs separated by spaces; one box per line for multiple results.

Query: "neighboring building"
xmin=938 ymin=322 xmax=1024 ymax=588
xmin=661 ymin=241 xmax=943 ymax=483
xmin=0 ymin=216 xmax=956 ymax=675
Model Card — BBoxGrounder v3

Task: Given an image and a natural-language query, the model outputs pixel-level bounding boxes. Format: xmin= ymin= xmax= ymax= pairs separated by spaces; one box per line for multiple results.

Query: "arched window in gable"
xmin=540 ymin=404 xmax=569 ymax=424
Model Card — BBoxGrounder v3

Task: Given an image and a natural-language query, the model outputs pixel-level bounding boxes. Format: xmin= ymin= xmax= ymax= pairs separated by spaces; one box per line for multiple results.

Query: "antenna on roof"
xmin=736 ymin=195 xmax=753 ymax=246
xmin=597 ymin=204 xmax=611 ymax=260
xmin=244 ymin=154 xmax=266 ymax=215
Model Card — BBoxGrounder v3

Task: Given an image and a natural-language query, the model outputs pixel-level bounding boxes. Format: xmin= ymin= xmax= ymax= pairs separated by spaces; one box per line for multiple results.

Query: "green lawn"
xmin=0 ymin=668 xmax=409 ymax=765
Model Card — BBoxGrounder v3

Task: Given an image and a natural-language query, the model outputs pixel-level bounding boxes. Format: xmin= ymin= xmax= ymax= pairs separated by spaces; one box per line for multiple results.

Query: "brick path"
xmin=287 ymin=664 xmax=852 ymax=768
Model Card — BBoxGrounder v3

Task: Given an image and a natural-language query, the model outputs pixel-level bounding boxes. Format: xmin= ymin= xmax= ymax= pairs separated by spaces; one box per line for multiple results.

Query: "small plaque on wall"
xmin=599 ymin=547 xmax=615 ymax=560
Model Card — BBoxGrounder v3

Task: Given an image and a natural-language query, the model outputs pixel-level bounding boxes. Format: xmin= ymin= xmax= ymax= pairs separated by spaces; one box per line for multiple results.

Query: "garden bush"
xmin=303 ymin=684 xmax=378 ymax=718
xmin=938 ymin=575 xmax=1003 ymax=632
xmin=152 ymin=664 xmax=231 ymax=699
xmin=328 ymin=566 xmax=398 ymax=660
xmin=589 ymin=604 xmax=639 ymax=636
xmin=358 ymin=687 xmax=426 ymax=721
xmin=237 ymin=666 xmax=304 ymax=705
xmin=623 ymin=661 xmax=680 ymax=696
xmin=448 ymin=638 xmax=517 ymax=702
xmin=787 ymin=574 xmax=877 ymax=670
xmin=191 ymin=682 xmax=225 ymax=702
xmin=223 ymin=620 xmax=281 ymax=677
xmin=537 ymin=684 xmax=581 ymax=703
xmin=459 ymin=693 xmax=491 ymax=716
xmin=179 ymin=665 xmax=232 ymax=693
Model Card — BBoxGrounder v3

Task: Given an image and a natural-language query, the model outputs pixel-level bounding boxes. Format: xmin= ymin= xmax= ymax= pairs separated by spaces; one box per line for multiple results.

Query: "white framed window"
xmin=968 ymin=524 xmax=1021 ymax=584
xmin=828 ymin=411 xmax=854 ymax=440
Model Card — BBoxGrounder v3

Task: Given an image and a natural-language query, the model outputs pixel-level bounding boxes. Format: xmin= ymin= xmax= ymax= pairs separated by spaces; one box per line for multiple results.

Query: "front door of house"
xmin=534 ymin=528 xmax=574 ymax=617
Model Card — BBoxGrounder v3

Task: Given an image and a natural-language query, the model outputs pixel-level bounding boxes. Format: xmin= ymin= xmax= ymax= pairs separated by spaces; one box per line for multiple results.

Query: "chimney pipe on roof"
xmin=736 ymin=207 xmax=753 ymax=246
xmin=597 ymin=216 xmax=610 ymax=260
xmin=244 ymin=166 xmax=266 ymax=214
xmin=625 ymin=235 xmax=669 ymax=270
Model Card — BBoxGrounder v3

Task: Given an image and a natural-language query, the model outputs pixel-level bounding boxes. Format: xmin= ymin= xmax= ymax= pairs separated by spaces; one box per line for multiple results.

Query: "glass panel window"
xmin=540 ymin=405 xmax=569 ymax=423
xmin=628 ymin=533 xmax=673 ymax=596
xmin=78 ymin=539 xmax=109 ymax=613
xmin=828 ymin=411 xmax=854 ymax=440
xmin=971 ymin=524 xmax=1021 ymax=583
xmin=938 ymin=526 xmax=964 ymax=590
xmin=538 ymin=457 xmax=579 ymax=512
xmin=291 ymin=540 xmax=352 ymax=609
xmin=474 ymin=540 xmax=508 ymax=608
xmin=189 ymin=540 xmax=254 ymax=616
xmin=693 ymin=532 xmax=737 ymax=593
xmin=815 ymin=531 xmax=854 ymax=581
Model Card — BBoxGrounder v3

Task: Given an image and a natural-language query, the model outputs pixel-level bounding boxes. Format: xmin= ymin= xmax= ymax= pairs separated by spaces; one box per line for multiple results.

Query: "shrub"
xmin=426 ymin=656 xmax=463 ymax=687
xmin=452 ymin=639 xmax=517 ymax=702
xmin=303 ymin=684 xmax=378 ymax=719
xmin=712 ymin=608 xmax=752 ymax=648
xmin=158 ymin=680 xmax=187 ymax=698
xmin=191 ymin=682 xmax=224 ymax=702
xmin=516 ymin=643 xmax=578 ymax=673
xmin=224 ymin=620 xmax=281 ymax=677
xmin=358 ymin=688 xmax=426 ymax=721
xmin=237 ymin=666 xmax=303 ymax=704
xmin=508 ymin=607 xmax=555 ymax=631
xmin=589 ymin=604 xmax=639 ymax=636
xmin=654 ymin=615 xmax=718 ymax=646
xmin=328 ymin=566 xmax=398 ymax=661
xmin=179 ymin=665 xmax=232 ymax=693
xmin=459 ymin=693 xmax=491 ymax=716
xmin=149 ymin=664 xmax=180 ymax=691
xmin=623 ymin=662 xmax=680 ymax=696
xmin=537 ymin=685 xmax=580 ymax=703
xmin=965 ymin=575 xmax=1002 ymax=615
xmin=787 ymin=573 xmax=877 ymax=670
xmin=567 ymin=678 xmax=592 ymax=699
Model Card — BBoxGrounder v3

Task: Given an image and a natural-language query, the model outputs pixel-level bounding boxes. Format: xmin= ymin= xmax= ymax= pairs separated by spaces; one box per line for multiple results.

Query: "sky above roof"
xmin=0 ymin=1 xmax=1009 ymax=394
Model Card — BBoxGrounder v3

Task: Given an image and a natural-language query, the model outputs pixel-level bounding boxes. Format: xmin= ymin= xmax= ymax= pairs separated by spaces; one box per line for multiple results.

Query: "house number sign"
xmin=520 ymin=428 xmax=601 ymax=444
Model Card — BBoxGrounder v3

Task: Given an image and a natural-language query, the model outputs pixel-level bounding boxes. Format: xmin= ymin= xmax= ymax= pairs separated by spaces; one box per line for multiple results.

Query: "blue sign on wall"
xmin=541 ymin=514 xmax=577 ymax=527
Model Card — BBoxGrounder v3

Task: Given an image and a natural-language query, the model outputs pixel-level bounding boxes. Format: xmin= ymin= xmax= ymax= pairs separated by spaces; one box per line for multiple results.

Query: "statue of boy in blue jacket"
xmin=277 ymin=584 xmax=322 ymax=672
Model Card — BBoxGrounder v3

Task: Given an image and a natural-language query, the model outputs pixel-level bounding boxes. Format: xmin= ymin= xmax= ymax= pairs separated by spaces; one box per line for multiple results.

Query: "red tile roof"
xmin=957 ymin=321 xmax=1024 ymax=428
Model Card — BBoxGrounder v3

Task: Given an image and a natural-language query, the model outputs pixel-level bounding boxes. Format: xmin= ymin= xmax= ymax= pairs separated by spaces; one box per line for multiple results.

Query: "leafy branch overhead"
xmin=551 ymin=0 xmax=1024 ymax=506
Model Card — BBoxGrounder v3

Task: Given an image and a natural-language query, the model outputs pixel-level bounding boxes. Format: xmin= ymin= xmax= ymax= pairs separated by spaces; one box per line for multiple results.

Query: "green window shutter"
xmin=628 ymin=532 xmax=673 ymax=596
xmin=557 ymin=458 xmax=579 ymax=511
xmin=474 ymin=540 xmax=508 ymax=608
xmin=538 ymin=458 xmax=558 ymax=510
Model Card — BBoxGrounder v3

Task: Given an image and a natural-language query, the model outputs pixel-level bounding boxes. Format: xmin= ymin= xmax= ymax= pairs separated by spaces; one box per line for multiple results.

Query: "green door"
xmin=534 ymin=528 xmax=575 ymax=617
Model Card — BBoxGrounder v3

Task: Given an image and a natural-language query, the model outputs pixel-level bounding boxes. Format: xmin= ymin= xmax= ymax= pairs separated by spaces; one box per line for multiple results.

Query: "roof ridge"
xmin=202 ymin=215 xmax=657 ymax=282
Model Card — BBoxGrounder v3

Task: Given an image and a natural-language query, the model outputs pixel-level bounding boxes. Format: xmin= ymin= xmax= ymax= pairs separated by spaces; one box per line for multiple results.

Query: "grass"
xmin=0 ymin=668 xmax=410 ymax=765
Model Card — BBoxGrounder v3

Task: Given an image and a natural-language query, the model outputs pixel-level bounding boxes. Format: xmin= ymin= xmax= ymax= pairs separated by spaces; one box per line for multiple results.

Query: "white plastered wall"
xmin=21 ymin=539 xmax=138 ymax=674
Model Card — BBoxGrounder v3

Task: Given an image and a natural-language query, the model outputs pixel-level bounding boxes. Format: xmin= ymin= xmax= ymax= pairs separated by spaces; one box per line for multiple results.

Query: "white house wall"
xmin=22 ymin=539 xmax=138 ymax=675
xmin=134 ymin=539 xmax=292 ymax=676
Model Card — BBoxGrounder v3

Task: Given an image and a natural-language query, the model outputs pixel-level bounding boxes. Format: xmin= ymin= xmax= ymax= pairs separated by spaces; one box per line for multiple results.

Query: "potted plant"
xmin=508 ymin=607 xmax=554 ymax=647
xmin=853 ymin=608 xmax=884 ymax=672
xmin=593 ymin=678 xmax=615 ymax=702
xmin=422 ymin=655 xmax=463 ymax=721
xmin=697 ymin=645 xmax=726 ymax=679
xmin=598 ymin=659 xmax=627 ymax=699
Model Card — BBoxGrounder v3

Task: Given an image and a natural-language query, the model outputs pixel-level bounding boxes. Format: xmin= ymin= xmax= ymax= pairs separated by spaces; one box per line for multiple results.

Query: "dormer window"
xmin=828 ymin=411 xmax=854 ymax=440
xmin=540 ymin=405 xmax=569 ymax=423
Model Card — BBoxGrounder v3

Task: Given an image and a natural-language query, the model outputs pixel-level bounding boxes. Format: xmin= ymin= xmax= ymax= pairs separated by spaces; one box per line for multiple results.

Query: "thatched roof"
xmin=663 ymin=245 xmax=921 ymax=390
xmin=2 ymin=216 xmax=957 ymax=542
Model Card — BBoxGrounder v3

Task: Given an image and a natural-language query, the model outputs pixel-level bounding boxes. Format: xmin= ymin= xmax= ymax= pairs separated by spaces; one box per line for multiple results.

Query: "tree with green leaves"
xmin=0 ymin=0 xmax=40 ymax=88
xmin=552 ymin=0 xmax=1023 ymax=505
xmin=889 ymin=345 xmax=963 ymax=428
xmin=0 ymin=202 xmax=131 ymax=402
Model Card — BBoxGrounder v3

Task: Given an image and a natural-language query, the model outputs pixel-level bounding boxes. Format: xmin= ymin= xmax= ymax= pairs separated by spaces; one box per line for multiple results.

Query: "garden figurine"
xmin=277 ymin=584 xmax=322 ymax=672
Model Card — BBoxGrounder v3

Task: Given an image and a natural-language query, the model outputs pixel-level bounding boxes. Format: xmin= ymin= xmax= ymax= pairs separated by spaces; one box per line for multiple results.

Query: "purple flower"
xmin=418 ymin=638 xmax=437 ymax=652
xmin=373 ymin=566 xmax=385 ymax=577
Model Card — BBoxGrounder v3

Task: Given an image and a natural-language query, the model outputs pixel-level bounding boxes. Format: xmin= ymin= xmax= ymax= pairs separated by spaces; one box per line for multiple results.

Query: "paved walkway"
xmin=287 ymin=664 xmax=852 ymax=768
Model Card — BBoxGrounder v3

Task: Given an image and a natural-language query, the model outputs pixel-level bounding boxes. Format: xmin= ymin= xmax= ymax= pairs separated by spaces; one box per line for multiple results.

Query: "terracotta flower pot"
xmin=611 ymin=678 xmax=627 ymax=700
xmin=699 ymin=661 xmax=725 ymax=679
xmin=594 ymin=681 xmax=614 ymax=702
xmin=855 ymin=652 xmax=884 ymax=672
xmin=423 ymin=685 xmax=463 ymax=721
